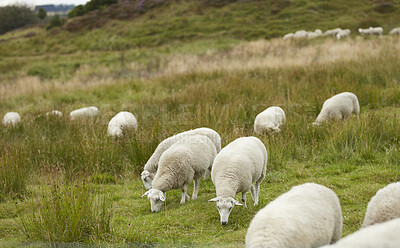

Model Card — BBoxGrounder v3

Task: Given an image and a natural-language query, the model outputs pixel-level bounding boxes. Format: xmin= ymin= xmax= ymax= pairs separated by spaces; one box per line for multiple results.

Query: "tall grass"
xmin=0 ymin=149 xmax=26 ymax=201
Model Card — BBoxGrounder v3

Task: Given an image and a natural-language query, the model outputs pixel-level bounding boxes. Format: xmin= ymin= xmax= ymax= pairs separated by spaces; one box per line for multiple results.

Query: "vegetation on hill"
xmin=0 ymin=5 xmax=38 ymax=35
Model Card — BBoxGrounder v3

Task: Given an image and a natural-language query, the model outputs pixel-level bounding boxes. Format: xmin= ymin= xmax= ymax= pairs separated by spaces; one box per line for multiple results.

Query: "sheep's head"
xmin=141 ymin=170 xmax=153 ymax=190
xmin=209 ymin=196 xmax=242 ymax=225
xmin=142 ymin=189 xmax=165 ymax=213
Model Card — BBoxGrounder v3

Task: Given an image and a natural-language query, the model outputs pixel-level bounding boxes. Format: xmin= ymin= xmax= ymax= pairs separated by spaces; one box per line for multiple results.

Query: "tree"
xmin=46 ymin=15 xmax=63 ymax=30
xmin=0 ymin=5 xmax=38 ymax=35
xmin=37 ymin=8 xmax=47 ymax=20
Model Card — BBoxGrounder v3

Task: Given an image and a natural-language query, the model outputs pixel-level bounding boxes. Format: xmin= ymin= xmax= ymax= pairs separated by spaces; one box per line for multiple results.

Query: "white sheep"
xmin=313 ymin=92 xmax=360 ymax=125
xmin=2 ymin=112 xmax=21 ymax=127
xmin=69 ymin=106 xmax=98 ymax=120
xmin=324 ymin=28 xmax=342 ymax=37
xmin=293 ymin=30 xmax=308 ymax=39
xmin=320 ymin=218 xmax=400 ymax=248
xmin=245 ymin=183 xmax=342 ymax=248
xmin=359 ymin=27 xmax=383 ymax=36
xmin=389 ymin=27 xmax=400 ymax=35
xmin=46 ymin=110 xmax=63 ymax=117
xmin=336 ymin=29 xmax=351 ymax=39
xmin=362 ymin=182 xmax=400 ymax=227
xmin=142 ymin=135 xmax=217 ymax=213
xmin=209 ymin=137 xmax=267 ymax=225
xmin=283 ymin=33 xmax=294 ymax=40
xmin=107 ymin=111 xmax=137 ymax=138
xmin=254 ymin=106 xmax=285 ymax=135
xmin=308 ymin=29 xmax=322 ymax=39
xmin=141 ymin=127 xmax=221 ymax=190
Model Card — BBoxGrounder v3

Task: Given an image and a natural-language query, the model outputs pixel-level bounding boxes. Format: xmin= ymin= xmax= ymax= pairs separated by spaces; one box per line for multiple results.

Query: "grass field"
xmin=1 ymin=0 xmax=400 ymax=246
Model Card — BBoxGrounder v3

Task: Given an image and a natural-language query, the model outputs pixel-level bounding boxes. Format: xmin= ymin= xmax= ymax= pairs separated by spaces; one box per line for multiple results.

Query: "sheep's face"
xmin=141 ymin=170 xmax=153 ymax=190
xmin=209 ymin=196 xmax=242 ymax=225
xmin=142 ymin=189 xmax=165 ymax=213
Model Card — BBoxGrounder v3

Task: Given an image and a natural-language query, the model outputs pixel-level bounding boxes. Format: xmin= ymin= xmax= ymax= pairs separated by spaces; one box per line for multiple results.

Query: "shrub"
xmin=46 ymin=15 xmax=64 ymax=30
xmin=0 ymin=5 xmax=38 ymax=35
xmin=37 ymin=8 xmax=47 ymax=20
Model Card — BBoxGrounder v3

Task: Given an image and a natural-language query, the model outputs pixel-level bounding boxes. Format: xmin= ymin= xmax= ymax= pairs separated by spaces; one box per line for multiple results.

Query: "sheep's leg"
xmin=254 ymin=180 xmax=261 ymax=205
xmin=242 ymin=192 xmax=247 ymax=208
xmin=181 ymin=183 xmax=190 ymax=204
xmin=250 ymin=185 xmax=256 ymax=203
xmin=192 ymin=179 xmax=200 ymax=200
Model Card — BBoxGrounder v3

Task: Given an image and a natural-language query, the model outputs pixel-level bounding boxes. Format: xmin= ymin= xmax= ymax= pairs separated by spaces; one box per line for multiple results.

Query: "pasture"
xmin=1 ymin=31 xmax=400 ymax=246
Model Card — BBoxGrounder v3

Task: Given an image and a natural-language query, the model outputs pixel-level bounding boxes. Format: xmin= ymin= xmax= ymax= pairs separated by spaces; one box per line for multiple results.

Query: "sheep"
xmin=142 ymin=135 xmax=217 ymax=213
xmin=69 ymin=106 xmax=98 ymax=120
xmin=312 ymin=92 xmax=360 ymax=125
xmin=389 ymin=27 xmax=400 ymax=35
xmin=359 ymin=27 xmax=383 ymax=36
xmin=293 ymin=30 xmax=308 ymax=39
xmin=283 ymin=33 xmax=294 ymax=40
xmin=336 ymin=29 xmax=351 ymax=39
xmin=362 ymin=182 xmax=400 ymax=227
xmin=324 ymin=28 xmax=342 ymax=37
xmin=107 ymin=111 xmax=137 ymax=138
xmin=254 ymin=106 xmax=285 ymax=135
xmin=209 ymin=137 xmax=267 ymax=225
xmin=245 ymin=183 xmax=342 ymax=248
xmin=307 ymin=29 xmax=322 ymax=39
xmin=320 ymin=218 xmax=400 ymax=248
xmin=141 ymin=127 xmax=221 ymax=190
xmin=2 ymin=112 xmax=21 ymax=127
xmin=46 ymin=110 xmax=63 ymax=117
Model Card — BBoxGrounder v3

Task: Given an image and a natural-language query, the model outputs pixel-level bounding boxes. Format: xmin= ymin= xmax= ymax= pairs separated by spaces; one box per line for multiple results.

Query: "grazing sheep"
xmin=107 ymin=111 xmax=137 ymax=138
xmin=324 ymin=28 xmax=342 ymax=37
xmin=2 ymin=112 xmax=21 ymax=127
xmin=293 ymin=30 xmax=308 ymax=39
xmin=254 ymin=106 xmax=285 ymax=135
xmin=313 ymin=92 xmax=360 ymax=125
xmin=362 ymin=182 xmax=400 ymax=227
xmin=209 ymin=137 xmax=267 ymax=225
xmin=46 ymin=110 xmax=63 ymax=117
xmin=359 ymin=27 xmax=383 ymax=36
xmin=245 ymin=183 xmax=342 ymax=248
xmin=69 ymin=106 xmax=98 ymax=120
xmin=307 ymin=29 xmax=323 ymax=39
xmin=336 ymin=29 xmax=351 ymax=39
xmin=283 ymin=33 xmax=294 ymax=40
xmin=142 ymin=135 xmax=217 ymax=213
xmin=320 ymin=218 xmax=400 ymax=248
xmin=141 ymin=127 xmax=221 ymax=190
xmin=389 ymin=27 xmax=400 ymax=35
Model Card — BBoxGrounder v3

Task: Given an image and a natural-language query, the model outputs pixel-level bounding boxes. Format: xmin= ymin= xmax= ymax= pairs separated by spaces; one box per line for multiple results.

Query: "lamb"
xmin=323 ymin=28 xmax=342 ymax=37
xmin=362 ymin=182 xmax=400 ymax=227
xmin=283 ymin=33 xmax=294 ymax=40
xmin=209 ymin=137 xmax=267 ymax=225
xmin=389 ymin=27 xmax=400 ymax=35
xmin=336 ymin=29 xmax=351 ymax=39
xmin=141 ymin=127 xmax=221 ymax=190
xmin=245 ymin=183 xmax=342 ymax=248
xmin=142 ymin=135 xmax=217 ymax=213
xmin=46 ymin=110 xmax=63 ymax=117
xmin=359 ymin=27 xmax=383 ymax=36
xmin=320 ymin=218 xmax=400 ymax=248
xmin=69 ymin=106 xmax=98 ymax=120
xmin=107 ymin=111 xmax=137 ymax=138
xmin=2 ymin=112 xmax=21 ymax=127
xmin=254 ymin=106 xmax=285 ymax=135
xmin=313 ymin=92 xmax=360 ymax=125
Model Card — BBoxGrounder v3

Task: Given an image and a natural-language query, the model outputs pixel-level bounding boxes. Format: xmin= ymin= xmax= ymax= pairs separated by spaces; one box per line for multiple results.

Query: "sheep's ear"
xmin=159 ymin=192 xmax=166 ymax=202
xmin=208 ymin=197 xmax=218 ymax=202
xmin=141 ymin=190 xmax=151 ymax=197
xmin=233 ymin=199 xmax=243 ymax=206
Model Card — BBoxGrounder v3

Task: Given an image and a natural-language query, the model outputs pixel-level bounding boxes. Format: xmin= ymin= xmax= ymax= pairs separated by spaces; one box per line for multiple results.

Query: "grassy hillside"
xmin=1 ymin=0 xmax=400 ymax=246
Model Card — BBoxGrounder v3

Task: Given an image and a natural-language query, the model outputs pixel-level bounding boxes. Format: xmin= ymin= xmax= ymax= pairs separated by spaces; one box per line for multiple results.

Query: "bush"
xmin=0 ymin=5 xmax=38 ymax=35
xmin=68 ymin=0 xmax=117 ymax=18
xmin=46 ymin=15 xmax=64 ymax=30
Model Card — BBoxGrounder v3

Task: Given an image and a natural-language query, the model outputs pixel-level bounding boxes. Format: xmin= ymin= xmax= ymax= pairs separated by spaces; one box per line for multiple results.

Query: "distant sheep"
xmin=142 ymin=135 xmax=217 ymax=213
xmin=46 ymin=110 xmax=63 ymax=117
xmin=283 ymin=33 xmax=294 ymax=40
xmin=141 ymin=127 xmax=221 ymax=190
xmin=245 ymin=183 xmax=342 ymax=248
xmin=336 ymin=29 xmax=351 ymax=39
xmin=362 ymin=182 xmax=400 ymax=227
xmin=313 ymin=92 xmax=360 ymax=125
xmin=254 ymin=106 xmax=285 ymax=135
xmin=69 ymin=106 xmax=98 ymax=120
xmin=320 ymin=218 xmax=400 ymax=248
xmin=389 ymin=27 xmax=400 ymax=35
xmin=209 ymin=137 xmax=267 ymax=225
xmin=359 ymin=27 xmax=383 ymax=36
xmin=324 ymin=28 xmax=342 ymax=37
xmin=308 ymin=29 xmax=322 ymax=39
xmin=293 ymin=30 xmax=308 ymax=39
xmin=2 ymin=112 xmax=21 ymax=127
xmin=107 ymin=111 xmax=137 ymax=138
